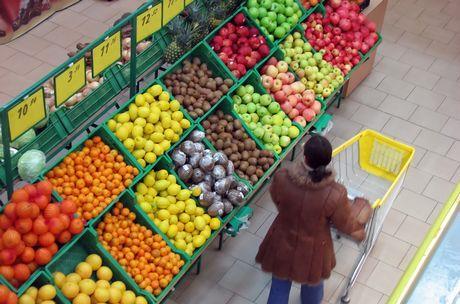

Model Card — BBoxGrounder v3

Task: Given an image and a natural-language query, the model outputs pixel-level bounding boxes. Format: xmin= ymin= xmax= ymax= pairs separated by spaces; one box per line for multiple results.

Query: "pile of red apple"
xmin=260 ymin=57 xmax=322 ymax=127
xmin=304 ymin=0 xmax=379 ymax=75
xmin=0 ymin=181 xmax=83 ymax=288
xmin=210 ymin=13 xmax=271 ymax=79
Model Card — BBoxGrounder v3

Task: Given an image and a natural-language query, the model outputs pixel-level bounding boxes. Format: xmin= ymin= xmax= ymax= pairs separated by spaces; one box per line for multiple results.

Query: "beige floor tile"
xmin=370 ymin=232 xmax=411 ymax=267
xmin=426 ymin=202 xmax=443 ymax=225
xmin=381 ymin=24 xmax=405 ymax=42
xmin=255 ymin=190 xmax=277 ymax=213
xmin=0 ymin=52 xmax=43 ymax=75
xmin=399 ymin=49 xmax=436 ymax=70
xmin=351 ymin=105 xmax=391 ymax=131
xmin=356 ymin=256 xmax=379 ymax=284
xmin=333 ymin=245 xmax=361 ymax=277
xmin=447 ymin=141 xmax=460 ymax=162
xmin=178 ymin=276 xmax=234 ymax=304
xmin=404 ymin=67 xmax=440 ymax=90
xmin=82 ymin=2 xmax=122 ymax=23
xmin=0 ymin=74 xmax=35 ymax=96
xmin=423 ymin=176 xmax=456 ymax=203
xmin=324 ymin=271 xmax=345 ymax=302
xmin=411 ymin=144 xmax=428 ymax=167
xmin=378 ymin=40 xmax=407 ymax=60
xmin=441 ymin=118 xmax=460 ymax=140
xmin=35 ymin=44 xmax=70 ymax=66
xmin=403 ymin=167 xmax=432 ymax=194
xmin=378 ymin=95 xmax=417 ymax=120
xmin=348 ymin=283 xmax=383 ymax=304
xmin=441 ymin=1 xmax=460 ymax=16
xmin=74 ymin=19 xmax=109 ymax=39
xmin=445 ymin=18 xmax=460 ymax=33
xmin=361 ymin=70 xmax=386 ymax=88
xmin=406 ymin=86 xmax=445 ymax=111
xmin=348 ymin=84 xmax=388 ymax=108
xmin=428 ymin=58 xmax=460 ymax=81
xmin=393 ymin=188 xmax=437 ymax=221
xmin=50 ymin=8 xmax=89 ymax=29
xmin=398 ymin=245 xmax=418 ymax=271
xmin=219 ymin=261 xmax=270 ymax=301
xmin=224 ymin=230 xmax=262 ymax=266
xmin=381 ymin=117 xmax=422 ymax=143
xmin=418 ymin=151 xmax=459 ymax=180
xmin=247 ymin=205 xmax=272 ymax=234
xmin=382 ymin=208 xmax=406 ymax=235
xmin=375 ymin=57 xmax=411 ymax=80
xmin=24 ymin=63 xmax=54 ymax=82
xmin=366 ymin=261 xmax=403 ymax=295
xmin=437 ymin=98 xmax=460 ymax=120
xmin=395 ymin=216 xmax=430 ymax=246
xmin=451 ymin=167 xmax=460 ymax=183
xmin=417 ymin=10 xmax=450 ymax=28
xmin=377 ymin=77 xmax=415 ymax=99
xmin=44 ymin=26 xmax=83 ymax=48
xmin=394 ymin=11 xmax=424 ymax=28
xmin=330 ymin=99 xmax=361 ymax=119
xmin=227 ymin=295 xmax=253 ymax=304
xmin=256 ymin=213 xmax=276 ymax=238
xmin=409 ymin=106 xmax=449 ymax=132
xmin=8 ymin=34 xmax=52 ymax=56
xmin=398 ymin=32 xmax=432 ymax=50
xmin=198 ymin=249 xmax=237 ymax=283
xmin=422 ymin=25 xmax=456 ymax=44
xmin=378 ymin=295 xmax=389 ymax=304
xmin=425 ymin=41 xmax=460 ymax=61
xmin=0 ymin=92 xmax=13 ymax=105
xmin=27 ymin=21 xmax=58 ymax=37
xmin=0 ymin=67 xmax=8 ymax=78
xmin=0 ymin=45 xmax=17 ymax=61
xmin=68 ymin=0 xmax=94 ymax=12
xmin=414 ymin=128 xmax=455 ymax=155
xmin=433 ymin=78 xmax=460 ymax=100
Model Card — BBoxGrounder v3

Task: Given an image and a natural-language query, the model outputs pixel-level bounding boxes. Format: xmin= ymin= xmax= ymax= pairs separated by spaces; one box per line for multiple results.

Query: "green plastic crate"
xmin=55 ymin=67 xmax=123 ymax=134
xmin=89 ymin=190 xmax=192 ymax=303
xmin=16 ymin=270 xmax=69 ymax=303
xmin=157 ymin=42 xmax=236 ymax=123
xmin=198 ymin=97 xmax=280 ymax=192
xmin=103 ymin=80 xmax=195 ymax=174
xmin=45 ymin=228 xmax=156 ymax=304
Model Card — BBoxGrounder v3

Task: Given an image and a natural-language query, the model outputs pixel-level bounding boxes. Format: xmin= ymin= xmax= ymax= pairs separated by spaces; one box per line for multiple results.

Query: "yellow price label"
xmin=136 ymin=3 xmax=162 ymax=43
xmin=163 ymin=0 xmax=184 ymax=25
xmin=185 ymin=0 xmax=193 ymax=5
xmin=54 ymin=57 xmax=86 ymax=107
xmin=92 ymin=31 xmax=122 ymax=77
xmin=8 ymin=88 xmax=46 ymax=141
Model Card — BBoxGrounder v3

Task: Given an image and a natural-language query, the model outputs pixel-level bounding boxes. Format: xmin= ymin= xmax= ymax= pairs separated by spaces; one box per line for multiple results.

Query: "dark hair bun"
xmin=303 ymin=135 xmax=332 ymax=182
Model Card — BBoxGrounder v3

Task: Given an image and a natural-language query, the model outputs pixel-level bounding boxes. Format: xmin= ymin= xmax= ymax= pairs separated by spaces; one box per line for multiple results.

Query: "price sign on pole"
xmin=8 ymin=88 xmax=46 ymax=141
xmin=137 ymin=3 xmax=162 ymax=43
xmin=92 ymin=31 xmax=122 ymax=77
xmin=163 ymin=0 xmax=184 ymax=25
xmin=54 ymin=58 xmax=86 ymax=107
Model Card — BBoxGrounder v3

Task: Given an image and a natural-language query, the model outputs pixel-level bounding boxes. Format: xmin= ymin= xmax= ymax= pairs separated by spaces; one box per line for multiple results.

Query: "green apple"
xmin=273 ymin=125 xmax=282 ymax=136
xmin=261 ymin=115 xmax=272 ymax=125
xmin=261 ymin=17 xmax=271 ymax=28
xmin=245 ymin=85 xmax=255 ymax=95
xmin=252 ymin=92 xmax=261 ymax=104
xmin=260 ymin=94 xmax=272 ymax=106
xmin=294 ymin=38 xmax=304 ymax=47
xmin=281 ymin=126 xmax=289 ymax=136
xmin=300 ymin=60 xmax=308 ymax=68
xmin=283 ymin=117 xmax=292 ymax=127
xmin=284 ymin=6 xmax=294 ymax=17
xmin=257 ymin=107 xmax=269 ymax=118
xmin=247 ymin=102 xmax=256 ymax=114
xmin=258 ymin=7 xmax=268 ymax=18
xmin=267 ymin=11 xmax=277 ymax=21
xmin=237 ymin=86 xmax=247 ymax=97
xmin=250 ymin=113 xmax=259 ymax=123
xmin=303 ymin=43 xmax=312 ymax=52
xmin=263 ymin=131 xmax=273 ymax=144
xmin=272 ymin=115 xmax=284 ymax=126
xmin=238 ymin=104 xmax=247 ymax=114
xmin=254 ymin=127 xmax=265 ymax=138
xmin=307 ymin=58 xmax=316 ymax=66
xmin=261 ymin=0 xmax=273 ymax=9
xmin=279 ymin=136 xmax=291 ymax=147
xmin=273 ymin=144 xmax=282 ymax=154
xmin=274 ymin=27 xmax=286 ymax=39
xmin=268 ymin=102 xmax=280 ymax=114
xmin=265 ymin=143 xmax=274 ymax=151
xmin=232 ymin=95 xmax=242 ymax=104
xmin=242 ymin=113 xmax=251 ymax=123
xmin=248 ymin=122 xmax=257 ymax=130
xmin=247 ymin=0 xmax=258 ymax=7
xmin=288 ymin=126 xmax=300 ymax=138
xmin=248 ymin=7 xmax=259 ymax=19
xmin=314 ymin=83 xmax=324 ymax=94
xmin=277 ymin=14 xmax=286 ymax=24
xmin=313 ymin=52 xmax=323 ymax=62
xmin=294 ymin=46 xmax=303 ymax=54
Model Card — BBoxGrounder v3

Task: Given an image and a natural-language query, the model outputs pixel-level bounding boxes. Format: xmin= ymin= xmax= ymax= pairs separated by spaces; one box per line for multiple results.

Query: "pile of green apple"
xmin=247 ymin=0 xmax=303 ymax=41
xmin=279 ymin=31 xmax=345 ymax=99
xmin=232 ymin=84 xmax=300 ymax=154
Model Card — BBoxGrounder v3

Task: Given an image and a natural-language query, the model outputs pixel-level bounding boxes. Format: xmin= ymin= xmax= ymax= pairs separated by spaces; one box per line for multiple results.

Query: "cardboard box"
xmin=342 ymin=0 xmax=388 ymax=97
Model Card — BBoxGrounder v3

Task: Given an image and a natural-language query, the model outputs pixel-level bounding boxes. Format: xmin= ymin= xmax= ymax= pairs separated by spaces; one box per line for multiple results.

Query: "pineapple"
xmin=164 ymin=17 xmax=195 ymax=63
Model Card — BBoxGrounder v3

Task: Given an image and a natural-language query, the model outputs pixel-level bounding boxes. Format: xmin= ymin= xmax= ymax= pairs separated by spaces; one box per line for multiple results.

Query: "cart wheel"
xmin=341 ymin=295 xmax=350 ymax=303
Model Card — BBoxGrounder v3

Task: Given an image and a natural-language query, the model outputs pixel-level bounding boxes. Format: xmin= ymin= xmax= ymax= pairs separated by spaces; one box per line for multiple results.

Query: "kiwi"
xmin=256 ymin=169 xmax=264 ymax=178
xmin=246 ymin=165 xmax=256 ymax=176
xmin=239 ymin=161 xmax=249 ymax=172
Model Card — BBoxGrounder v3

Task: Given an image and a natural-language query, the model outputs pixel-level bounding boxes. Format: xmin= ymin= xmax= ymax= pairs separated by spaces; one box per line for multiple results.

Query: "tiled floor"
xmin=1 ymin=0 xmax=459 ymax=303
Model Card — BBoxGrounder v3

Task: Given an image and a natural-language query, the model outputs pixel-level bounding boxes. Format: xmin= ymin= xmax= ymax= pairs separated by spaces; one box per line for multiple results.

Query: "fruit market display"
xmin=279 ymin=31 xmax=345 ymax=99
xmin=260 ymin=57 xmax=323 ymax=127
xmin=107 ymin=84 xmax=191 ymax=168
xmin=52 ymin=253 xmax=148 ymax=304
xmin=0 ymin=181 xmax=83 ymax=287
xmin=18 ymin=284 xmax=57 ymax=304
xmin=162 ymin=57 xmax=234 ymax=119
xmin=45 ymin=136 xmax=138 ymax=221
xmin=300 ymin=0 xmax=320 ymax=10
xmin=232 ymin=83 xmax=301 ymax=151
xmin=134 ymin=166 xmax=222 ymax=256
xmin=0 ymin=284 xmax=17 ymax=304
xmin=209 ymin=13 xmax=271 ymax=78
xmin=96 ymin=203 xmax=185 ymax=295
xmin=246 ymin=0 xmax=303 ymax=41
xmin=304 ymin=0 xmax=379 ymax=75
xmin=202 ymin=110 xmax=276 ymax=185
xmin=171 ymin=130 xmax=249 ymax=216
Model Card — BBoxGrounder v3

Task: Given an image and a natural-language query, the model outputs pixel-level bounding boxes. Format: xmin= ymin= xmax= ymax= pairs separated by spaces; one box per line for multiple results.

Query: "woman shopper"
xmin=256 ymin=135 xmax=372 ymax=304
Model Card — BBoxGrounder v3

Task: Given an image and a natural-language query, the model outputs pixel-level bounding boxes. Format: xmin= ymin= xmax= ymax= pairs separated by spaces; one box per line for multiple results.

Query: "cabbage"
xmin=18 ymin=149 xmax=46 ymax=181
xmin=12 ymin=129 xmax=37 ymax=149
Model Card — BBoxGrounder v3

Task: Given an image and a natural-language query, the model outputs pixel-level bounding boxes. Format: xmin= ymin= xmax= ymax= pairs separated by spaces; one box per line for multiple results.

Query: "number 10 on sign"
xmin=137 ymin=3 xmax=162 ymax=43
xmin=92 ymin=31 xmax=122 ymax=77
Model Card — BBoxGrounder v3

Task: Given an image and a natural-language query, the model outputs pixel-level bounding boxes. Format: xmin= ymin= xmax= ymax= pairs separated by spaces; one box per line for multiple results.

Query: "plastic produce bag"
xmin=18 ymin=149 xmax=46 ymax=181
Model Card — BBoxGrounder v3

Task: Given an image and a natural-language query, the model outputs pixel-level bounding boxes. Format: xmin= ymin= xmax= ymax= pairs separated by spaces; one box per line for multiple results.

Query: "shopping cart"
xmin=330 ymin=130 xmax=415 ymax=303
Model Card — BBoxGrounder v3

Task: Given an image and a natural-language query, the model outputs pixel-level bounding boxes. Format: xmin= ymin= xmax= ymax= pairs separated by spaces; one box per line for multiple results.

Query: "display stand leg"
xmin=218 ymin=230 xmax=224 ymax=251
xmin=290 ymin=145 xmax=296 ymax=161
xmin=195 ymin=256 xmax=202 ymax=275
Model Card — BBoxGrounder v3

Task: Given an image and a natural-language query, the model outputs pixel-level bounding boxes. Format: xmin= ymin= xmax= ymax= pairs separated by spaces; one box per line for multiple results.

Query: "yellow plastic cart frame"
xmin=331 ymin=130 xmax=415 ymax=303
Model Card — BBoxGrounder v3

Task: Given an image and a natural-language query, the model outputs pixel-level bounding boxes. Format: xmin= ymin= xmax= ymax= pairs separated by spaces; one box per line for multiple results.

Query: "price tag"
xmin=185 ymin=0 xmax=193 ymax=5
xmin=8 ymin=88 xmax=46 ymax=141
xmin=54 ymin=58 xmax=86 ymax=107
xmin=163 ymin=0 xmax=184 ymax=25
xmin=136 ymin=3 xmax=162 ymax=43
xmin=92 ymin=31 xmax=122 ymax=77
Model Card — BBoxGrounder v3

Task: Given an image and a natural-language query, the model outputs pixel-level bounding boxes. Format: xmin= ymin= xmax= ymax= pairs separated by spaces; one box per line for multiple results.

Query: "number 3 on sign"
xmin=92 ymin=31 xmax=122 ymax=77
xmin=163 ymin=0 xmax=184 ymax=24
xmin=54 ymin=58 xmax=86 ymax=107
xmin=8 ymin=88 xmax=46 ymax=141
xmin=137 ymin=3 xmax=162 ymax=43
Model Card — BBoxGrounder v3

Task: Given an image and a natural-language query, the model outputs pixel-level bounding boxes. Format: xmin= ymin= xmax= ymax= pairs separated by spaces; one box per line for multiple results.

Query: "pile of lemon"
xmin=135 ymin=169 xmax=221 ymax=256
xmin=53 ymin=254 xmax=147 ymax=304
xmin=107 ymin=84 xmax=191 ymax=167
xmin=19 ymin=285 xmax=57 ymax=304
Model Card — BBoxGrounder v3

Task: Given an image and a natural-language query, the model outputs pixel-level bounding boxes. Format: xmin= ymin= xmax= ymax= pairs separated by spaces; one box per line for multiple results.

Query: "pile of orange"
xmin=45 ymin=136 xmax=139 ymax=221
xmin=96 ymin=203 xmax=185 ymax=296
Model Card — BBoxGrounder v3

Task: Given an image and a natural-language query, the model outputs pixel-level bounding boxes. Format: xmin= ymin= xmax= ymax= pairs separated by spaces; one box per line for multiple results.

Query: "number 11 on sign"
xmin=163 ymin=0 xmax=184 ymax=24
xmin=92 ymin=31 xmax=122 ymax=77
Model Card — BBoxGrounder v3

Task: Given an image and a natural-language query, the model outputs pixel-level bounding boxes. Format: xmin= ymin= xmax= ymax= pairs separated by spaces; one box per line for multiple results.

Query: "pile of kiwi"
xmin=163 ymin=58 xmax=234 ymax=119
xmin=202 ymin=110 xmax=276 ymax=185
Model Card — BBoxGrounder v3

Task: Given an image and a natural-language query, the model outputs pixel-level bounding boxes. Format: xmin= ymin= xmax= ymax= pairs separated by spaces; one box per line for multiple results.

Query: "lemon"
xmin=19 ymin=294 xmax=34 ymax=304
xmin=157 ymin=209 xmax=170 ymax=220
xmin=179 ymin=213 xmax=190 ymax=223
xmin=108 ymin=287 xmax=122 ymax=304
xmin=53 ymin=272 xmax=66 ymax=289
xmin=170 ymin=121 xmax=182 ymax=134
xmin=175 ymin=239 xmax=187 ymax=251
xmin=144 ymin=194 xmax=154 ymax=203
xmin=210 ymin=218 xmax=221 ymax=230
xmin=172 ymin=134 xmax=180 ymax=143
xmin=143 ymin=93 xmax=154 ymax=103
xmin=170 ymin=100 xmax=181 ymax=111
xmin=147 ymin=112 xmax=160 ymax=124
xmin=111 ymin=281 xmax=126 ymax=292
xmin=195 ymin=207 xmax=205 ymax=216
xmin=145 ymin=152 xmax=157 ymax=164
xmin=152 ymin=144 xmax=164 ymax=156
xmin=37 ymin=285 xmax=56 ymax=301
xmin=191 ymin=186 xmax=202 ymax=197
xmin=167 ymin=174 xmax=176 ymax=184
xmin=167 ymin=195 xmax=176 ymax=204
xmin=116 ymin=127 xmax=129 ymax=141
xmin=177 ymin=189 xmax=191 ymax=201
xmin=148 ymin=84 xmax=163 ymax=97
xmin=154 ymin=180 xmax=170 ymax=191
xmin=132 ymin=149 xmax=146 ymax=159
xmin=66 ymin=273 xmax=82 ymax=284
xmin=184 ymin=222 xmax=195 ymax=233
xmin=159 ymin=220 xmax=169 ymax=233
xmin=137 ymin=107 xmax=150 ymax=118
xmin=72 ymin=293 xmax=90 ymax=304
xmin=167 ymin=184 xmax=181 ymax=196
xmin=141 ymin=174 xmax=154 ymax=187
xmin=121 ymin=291 xmax=136 ymax=304
xmin=167 ymin=225 xmax=178 ymax=238
xmin=158 ymin=91 xmax=170 ymax=101
xmin=176 ymin=201 xmax=185 ymax=213
xmin=202 ymin=214 xmax=211 ymax=224
xmin=76 ymin=262 xmax=93 ymax=279
xmin=135 ymin=94 xmax=146 ymax=106
xmin=123 ymin=138 xmax=135 ymax=151
xmin=144 ymin=140 xmax=154 ymax=152
xmin=78 ymin=279 xmax=96 ymax=295
xmin=161 ymin=140 xmax=172 ymax=152
xmin=193 ymin=235 xmax=206 ymax=248
xmin=168 ymin=204 xmax=180 ymax=215
xmin=137 ymin=158 xmax=146 ymax=168
xmin=94 ymin=288 xmax=110 ymax=302
xmin=159 ymin=190 xmax=168 ymax=197
xmin=148 ymin=187 xmax=158 ymax=197
xmin=156 ymin=197 xmax=169 ymax=209
xmin=185 ymin=203 xmax=196 ymax=215
xmin=135 ymin=183 xmax=147 ymax=195
xmin=161 ymin=129 xmax=173 ymax=142
xmin=107 ymin=119 xmax=117 ymax=132
xmin=134 ymin=137 xmax=146 ymax=149
xmin=194 ymin=216 xmax=206 ymax=231
xmin=180 ymin=119 xmax=191 ymax=129
xmin=157 ymin=100 xmax=169 ymax=111
xmin=161 ymin=116 xmax=172 ymax=128
xmin=150 ymin=132 xmax=164 ymax=143
xmin=96 ymin=280 xmax=111 ymax=289
xmin=156 ymin=169 xmax=169 ymax=180
xmin=25 ymin=286 xmax=38 ymax=300
xmin=154 ymin=123 xmax=164 ymax=133
xmin=96 ymin=266 xmax=113 ymax=281
xmin=201 ymin=229 xmax=211 ymax=239
xmin=171 ymin=111 xmax=183 ymax=122
xmin=170 ymin=214 xmax=178 ymax=224
xmin=116 ymin=112 xmax=130 ymax=123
